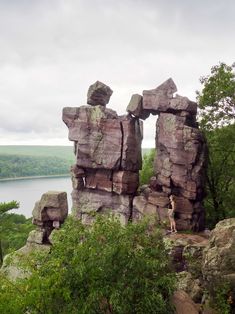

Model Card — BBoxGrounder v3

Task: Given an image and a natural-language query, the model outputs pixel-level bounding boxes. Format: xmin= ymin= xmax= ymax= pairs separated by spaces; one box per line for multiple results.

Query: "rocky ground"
xmin=166 ymin=218 xmax=235 ymax=313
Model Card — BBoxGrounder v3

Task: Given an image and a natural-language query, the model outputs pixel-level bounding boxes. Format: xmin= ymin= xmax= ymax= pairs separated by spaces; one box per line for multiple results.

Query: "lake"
xmin=0 ymin=176 xmax=73 ymax=218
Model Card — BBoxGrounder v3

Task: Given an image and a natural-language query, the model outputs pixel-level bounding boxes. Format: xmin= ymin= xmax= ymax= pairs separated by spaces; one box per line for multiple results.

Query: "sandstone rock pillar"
xmin=63 ymin=81 xmax=142 ymax=224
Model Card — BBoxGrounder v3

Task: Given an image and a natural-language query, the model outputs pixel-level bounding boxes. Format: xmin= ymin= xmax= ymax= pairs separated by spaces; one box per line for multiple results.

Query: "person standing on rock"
xmin=168 ymin=195 xmax=177 ymax=233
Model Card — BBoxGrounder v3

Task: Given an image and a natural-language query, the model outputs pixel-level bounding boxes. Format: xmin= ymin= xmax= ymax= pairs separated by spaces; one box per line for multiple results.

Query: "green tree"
xmin=197 ymin=62 xmax=235 ymax=228
xmin=203 ymin=124 xmax=235 ymax=228
xmin=0 ymin=216 xmax=176 ymax=314
xmin=0 ymin=201 xmax=19 ymax=264
xmin=1 ymin=214 xmax=34 ymax=257
xmin=197 ymin=62 xmax=235 ymax=130
xmin=140 ymin=149 xmax=156 ymax=185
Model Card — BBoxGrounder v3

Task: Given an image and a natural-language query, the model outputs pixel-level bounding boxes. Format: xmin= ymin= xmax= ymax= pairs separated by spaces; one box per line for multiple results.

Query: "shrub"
xmin=0 ymin=216 xmax=176 ymax=314
xmin=206 ymin=277 xmax=234 ymax=314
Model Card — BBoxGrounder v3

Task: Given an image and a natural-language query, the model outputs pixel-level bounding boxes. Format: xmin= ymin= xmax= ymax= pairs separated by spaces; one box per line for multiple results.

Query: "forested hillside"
xmin=0 ymin=146 xmax=152 ymax=179
xmin=0 ymin=146 xmax=74 ymax=179
xmin=0 ymin=145 xmax=74 ymax=158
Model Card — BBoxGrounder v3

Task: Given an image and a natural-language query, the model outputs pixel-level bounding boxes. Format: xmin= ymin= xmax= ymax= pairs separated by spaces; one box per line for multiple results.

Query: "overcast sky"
xmin=0 ymin=0 xmax=234 ymax=148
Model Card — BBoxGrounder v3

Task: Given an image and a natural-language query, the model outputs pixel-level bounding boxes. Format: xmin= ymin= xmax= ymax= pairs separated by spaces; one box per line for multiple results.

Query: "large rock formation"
xmin=63 ymin=79 xmax=206 ymax=230
xmin=63 ymin=82 xmax=142 ymax=224
xmin=131 ymin=79 xmax=206 ymax=231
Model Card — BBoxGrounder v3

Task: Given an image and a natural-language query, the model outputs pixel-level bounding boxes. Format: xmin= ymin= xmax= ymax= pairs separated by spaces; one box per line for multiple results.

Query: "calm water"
xmin=0 ymin=176 xmax=72 ymax=218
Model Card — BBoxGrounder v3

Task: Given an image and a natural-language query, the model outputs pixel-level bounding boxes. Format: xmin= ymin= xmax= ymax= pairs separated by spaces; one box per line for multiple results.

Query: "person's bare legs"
xmin=172 ymin=220 xmax=177 ymax=232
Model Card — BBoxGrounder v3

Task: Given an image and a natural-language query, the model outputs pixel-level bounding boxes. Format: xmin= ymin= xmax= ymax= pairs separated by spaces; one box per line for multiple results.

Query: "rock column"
xmin=63 ymin=79 xmax=206 ymax=231
xmin=63 ymin=81 xmax=142 ymax=224
xmin=128 ymin=79 xmax=207 ymax=231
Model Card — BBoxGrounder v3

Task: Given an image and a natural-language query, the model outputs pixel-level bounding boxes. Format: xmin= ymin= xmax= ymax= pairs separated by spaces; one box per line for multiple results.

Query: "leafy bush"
xmin=1 ymin=214 xmax=34 ymax=256
xmin=207 ymin=278 xmax=234 ymax=314
xmin=0 ymin=201 xmax=33 ymax=264
xmin=203 ymin=124 xmax=235 ymax=228
xmin=0 ymin=216 xmax=176 ymax=314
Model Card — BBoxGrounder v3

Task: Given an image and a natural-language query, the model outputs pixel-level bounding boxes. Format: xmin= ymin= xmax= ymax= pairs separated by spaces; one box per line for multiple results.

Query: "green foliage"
xmin=207 ymin=279 xmax=234 ymax=314
xmin=140 ymin=148 xmax=156 ymax=185
xmin=0 ymin=201 xmax=34 ymax=263
xmin=0 ymin=201 xmax=19 ymax=264
xmin=197 ymin=62 xmax=235 ymax=130
xmin=0 ymin=201 xmax=19 ymax=214
xmin=0 ymin=145 xmax=75 ymax=179
xmin=196 ymin=62 xmax=235 ymax=228
xmin=1 ymin=215 xmax=34 ymax=255
xmin=0 ymin=216 xmax=176 ymax=314
xmin=204 ymin=124 xmax=235 ymax=228
xmin=0 ymin=155 xmax=72 ymax=179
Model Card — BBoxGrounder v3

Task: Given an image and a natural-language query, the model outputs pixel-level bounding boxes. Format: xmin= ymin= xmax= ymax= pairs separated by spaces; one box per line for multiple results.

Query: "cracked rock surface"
xmin=63 ymin=79 xmax=206 ymax=230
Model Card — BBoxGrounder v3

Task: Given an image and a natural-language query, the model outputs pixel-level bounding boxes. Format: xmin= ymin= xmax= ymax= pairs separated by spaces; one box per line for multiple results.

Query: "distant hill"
xmin=0 ymin=146 xmax=75 ymax=180
xmin=0 ymin=146 xmax=154 ymax=180
xmin=0 ymin=145 xmax=74 ymax=160
xmin=0 ymin=146 xmax=153 ymax=159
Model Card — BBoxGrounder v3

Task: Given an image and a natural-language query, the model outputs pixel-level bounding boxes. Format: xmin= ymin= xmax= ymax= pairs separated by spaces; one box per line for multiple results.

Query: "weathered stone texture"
xmin=71 ymin=189 xmax=133 ymax=224
xmin=127 ymin=94 xmax=150 ymax=120
xmin=63 ymin=106 xmax=122 ymax=169
xmin=152 ymin=110 xmax=206 ymax=230
xmin=32 ymin=191 xmax=68 ymax=224
xmin=202 ymin=218 xmax=235 ymax=287
xmin=87 ymin=81 xmax=113 ymax=106
xmin=63 ymin=105 xmax=142 ymax=172
xmin=170 ymin=95 xmax=197 ymax=114
xmin=63 ymin=83 xmax=143 ymax=223
xmin=32 ymin=191 xmax=68 ymax=242
xmin=121 ymin=116 xmax=143 ymax=171
xmin=113 ymin=171 xmax=139 ymax=194
xmin=63 ymin=79 xmax=206 ymax=230
xmin=131 ymin=79 xmax=206 ymax=231
xmin=143 ymin=78 xmax=177 ymax=113
xmin=85 ymin=169 xmax=113 ymax=192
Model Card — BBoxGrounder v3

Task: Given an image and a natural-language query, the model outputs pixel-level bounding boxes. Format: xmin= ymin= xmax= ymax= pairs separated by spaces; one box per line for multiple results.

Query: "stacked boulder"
xmin=31 ymin=191 xmax=68 ymax=244
xmin=128 ymin=78 xmax=207 ymax=231
xmin=63 ymin=81 xmax=142 ymax=224
xmin=1 ymin=191 xmax=68 ymax=281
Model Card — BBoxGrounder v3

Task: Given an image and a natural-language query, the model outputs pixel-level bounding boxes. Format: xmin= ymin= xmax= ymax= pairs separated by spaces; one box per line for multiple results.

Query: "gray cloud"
xmin=0 ymin=0 xmax=234 ymax=147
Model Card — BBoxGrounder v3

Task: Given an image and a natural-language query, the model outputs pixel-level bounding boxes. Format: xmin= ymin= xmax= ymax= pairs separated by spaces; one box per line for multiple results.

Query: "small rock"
xmin=87 ymin=81 xmax=113 ymax=106
xmin=171 ymin=290 xmax=200 ymax=314
xmin=126 ymin=94 xmax=150 ymax=120
xmin=176 ymin=271 xmax=203 ymax=303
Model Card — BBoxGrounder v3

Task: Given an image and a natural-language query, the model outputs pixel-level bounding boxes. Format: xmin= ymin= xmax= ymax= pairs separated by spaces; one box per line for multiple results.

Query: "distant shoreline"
xmin=0 ymin=174 xmax=70 ymax=182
